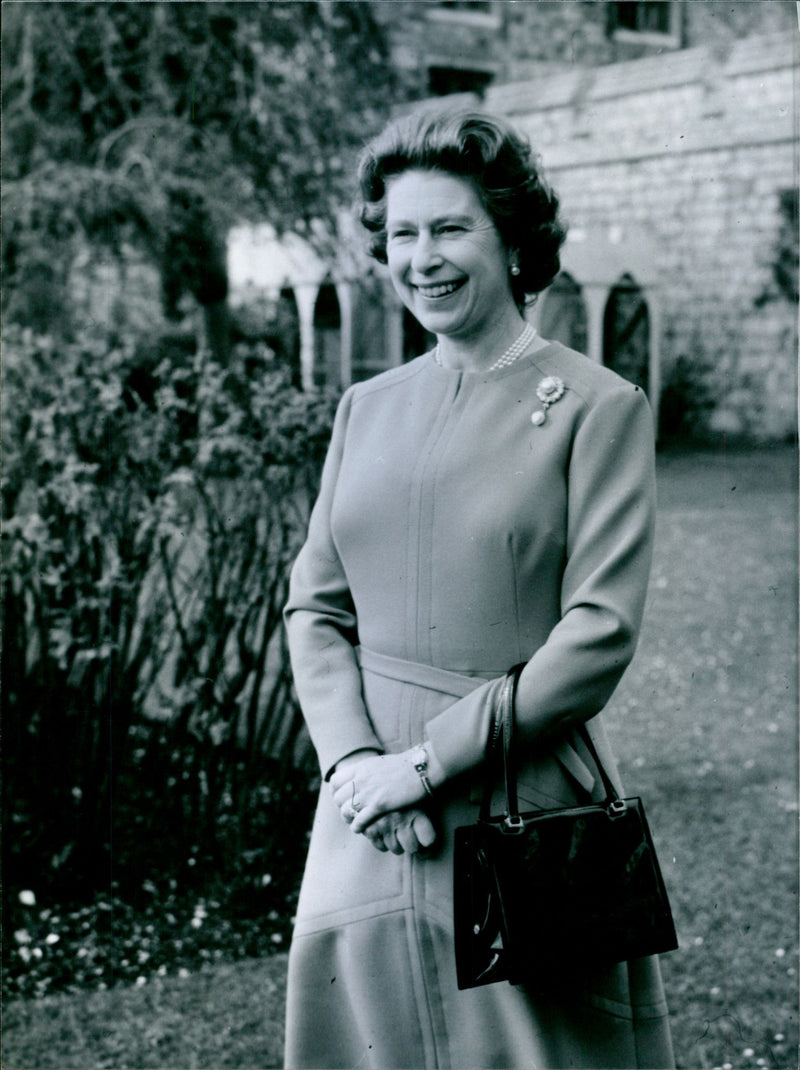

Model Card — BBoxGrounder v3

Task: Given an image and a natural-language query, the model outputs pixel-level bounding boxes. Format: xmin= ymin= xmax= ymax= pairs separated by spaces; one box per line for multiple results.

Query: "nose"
xmin=410 ymin=231 xmax=443 ymax=275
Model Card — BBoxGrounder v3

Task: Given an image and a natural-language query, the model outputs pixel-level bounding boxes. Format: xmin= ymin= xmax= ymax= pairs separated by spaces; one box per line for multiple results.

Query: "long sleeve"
xmin=424 ymin=381 xmax=656 ymax=778
xmin=284 ymin=387 xmax=383 ymax=778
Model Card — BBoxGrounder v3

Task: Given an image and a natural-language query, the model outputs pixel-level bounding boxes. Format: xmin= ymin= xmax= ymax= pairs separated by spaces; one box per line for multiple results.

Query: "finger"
xmin=395 ymin=822 xmax=419 ymax=855
xmin=412 ymin=812 xmax=437 ymax=848
xmin=329 ymin=767 xmax=350 ymax=791
xmin=334 ymin=793 xmax=365 ymax=826
xmin=351 ymin=807 xmax=379 ymax=835
xmin=361 ymin=813 xmax=405 ymax=854
xmin=331 ymin=781 xmax=354 ymax=807
xmin=382 ymin=827 xmax=403 ymax=855
xmin=364 ymin=832 xmax=388 ymax=852
xmin=363 ymin=822 xmax=391 ymax=852
xmin=332 ymin=782 xmax=371 ymax=825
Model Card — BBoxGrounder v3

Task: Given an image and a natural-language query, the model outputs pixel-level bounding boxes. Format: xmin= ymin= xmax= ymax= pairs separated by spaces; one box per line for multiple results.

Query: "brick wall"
xmin=485 ymin=31 xmax=797 ymax=440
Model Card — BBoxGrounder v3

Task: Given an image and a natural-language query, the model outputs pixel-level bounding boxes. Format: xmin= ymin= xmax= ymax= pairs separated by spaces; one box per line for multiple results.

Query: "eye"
xmin=388 ymin=227 xmax=414 ymax=241
xmin=438 ymin=224 xmax=464 ymax=235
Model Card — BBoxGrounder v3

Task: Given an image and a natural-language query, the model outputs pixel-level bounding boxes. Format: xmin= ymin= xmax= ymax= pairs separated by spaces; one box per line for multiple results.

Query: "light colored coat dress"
xmin=283 ymin=341 xmax=675 ymax=1069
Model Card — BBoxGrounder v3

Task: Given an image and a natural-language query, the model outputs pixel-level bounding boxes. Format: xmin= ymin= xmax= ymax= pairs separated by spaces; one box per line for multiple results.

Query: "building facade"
xmin=227 ymin=2 xmax=798 ymax=441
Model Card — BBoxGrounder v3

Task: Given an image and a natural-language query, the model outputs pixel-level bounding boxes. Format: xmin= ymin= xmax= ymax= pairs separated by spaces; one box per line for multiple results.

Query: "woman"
xmin=283 ymin=108 xmax=674 ymax=1069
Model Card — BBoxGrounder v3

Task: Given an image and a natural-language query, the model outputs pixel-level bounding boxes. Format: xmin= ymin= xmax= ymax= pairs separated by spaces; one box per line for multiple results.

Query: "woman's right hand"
xmin=330 ymin=750 xmax=436 ymax=853
xmin=362 ymin=808 xmax=437 ymax=855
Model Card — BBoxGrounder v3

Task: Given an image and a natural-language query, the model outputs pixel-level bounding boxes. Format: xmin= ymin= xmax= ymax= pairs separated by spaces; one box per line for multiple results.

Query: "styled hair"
xmin=357 ymin=107 xmax=567 ymax=305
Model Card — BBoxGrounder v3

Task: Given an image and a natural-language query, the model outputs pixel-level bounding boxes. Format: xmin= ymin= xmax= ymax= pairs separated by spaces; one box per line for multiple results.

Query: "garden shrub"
xmin=658 ymin=352 xmax=716 ymax=443
xmin=2 ymin=325 xmax=337 ymax=996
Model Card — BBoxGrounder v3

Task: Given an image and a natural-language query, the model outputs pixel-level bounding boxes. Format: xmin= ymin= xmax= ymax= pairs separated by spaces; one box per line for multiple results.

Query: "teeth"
xmin=416 ymin=281 xmax=462 ymax=298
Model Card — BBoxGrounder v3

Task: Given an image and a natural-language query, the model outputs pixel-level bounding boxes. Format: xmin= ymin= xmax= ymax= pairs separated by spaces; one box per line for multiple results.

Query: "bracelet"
xmin=410 ymin=744 xmax=434 ymax=796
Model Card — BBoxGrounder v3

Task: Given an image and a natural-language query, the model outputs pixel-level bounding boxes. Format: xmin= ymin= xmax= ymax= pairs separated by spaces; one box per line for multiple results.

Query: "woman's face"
xmin=385 ymin=168 xmax=516 ymax=345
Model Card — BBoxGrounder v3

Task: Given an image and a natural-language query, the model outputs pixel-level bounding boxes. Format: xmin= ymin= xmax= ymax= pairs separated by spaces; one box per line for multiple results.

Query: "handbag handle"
xmin=480 ymin=664 xmax=623 ymax=826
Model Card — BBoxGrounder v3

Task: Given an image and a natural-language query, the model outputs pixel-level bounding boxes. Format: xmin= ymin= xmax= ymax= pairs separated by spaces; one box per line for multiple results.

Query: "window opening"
xmin=428 ymin=67 xmax=493 ymax=97
xmin=603 ymin=274 xmax=650 ymax=393
xmin=403 ymin=311 xmax=436 ymax=364
xmin=772 ymin=189 xmax=798 ymax=303
xmin=427 ymin=2 xmax=501 ymax=26
xmin=272 ymin=288 xmax=301 ymax=387
xmin=313 ymin=283 xmax=341 ymax=390
xmin=539 ymin=273 xmax=588 ymax=356
xmin=350 ymin=277 xmax=389 ymax=384
xmin=607 ymin=2 xmax=681 ymax=44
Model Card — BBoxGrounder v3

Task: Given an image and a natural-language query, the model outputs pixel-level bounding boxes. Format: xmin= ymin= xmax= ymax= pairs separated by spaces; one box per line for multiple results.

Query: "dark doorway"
xmin=539 ymin=273 xmax=588 ymax=355
xmin=403 ymin=310 xmax=436 ymax=363
xmin=313 ymin=283 xmax=341 ymax=389
xmin=273 ymin=288 xmax=301 ymax=387
xmin=603 ymin=274 xmax=649 ymax=393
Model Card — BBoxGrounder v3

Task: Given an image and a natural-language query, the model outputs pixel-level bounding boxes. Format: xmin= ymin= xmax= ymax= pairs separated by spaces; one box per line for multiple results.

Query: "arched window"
xmin=350 ymin=277 xmax=388 ymax=383
xmin=539 ymin=272 xmax=588 ymax=354
xmin=603 ymin=274 xmax=649 ymax=393
xmin=313 ymin=282 xmax=341 ymax=389
xmin=403 ymin=310 xmax=436 ymax=363
xmin=272 ymin=287 xmax=301 ymax=387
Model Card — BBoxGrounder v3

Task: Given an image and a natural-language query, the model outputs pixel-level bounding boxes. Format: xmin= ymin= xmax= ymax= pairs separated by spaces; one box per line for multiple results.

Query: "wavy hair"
xmin=357 ymin=107 xmax=567 ymax=306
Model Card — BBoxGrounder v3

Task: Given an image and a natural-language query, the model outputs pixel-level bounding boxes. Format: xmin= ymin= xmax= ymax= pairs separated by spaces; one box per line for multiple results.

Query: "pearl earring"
xmin=510 ymin=264 xmax=521 ymax=276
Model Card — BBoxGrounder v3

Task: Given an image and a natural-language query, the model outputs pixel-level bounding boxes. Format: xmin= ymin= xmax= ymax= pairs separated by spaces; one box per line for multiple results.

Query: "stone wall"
xmin=504 ymin=0 xmax=796 ymax=71
xmin=485 ymin=31 xmax=797 ymax=440
xmin=228 ymin=10 xmax=798 ymax=439
xmin=378 ymin=2 xmax=797 ymax=91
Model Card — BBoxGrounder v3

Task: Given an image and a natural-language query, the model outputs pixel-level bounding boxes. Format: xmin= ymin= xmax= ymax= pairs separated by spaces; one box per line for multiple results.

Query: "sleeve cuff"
xmin=424 ymin=676 xmax=506 ymax=780
xmin=323 ymin=743 xmax=385 ymax=782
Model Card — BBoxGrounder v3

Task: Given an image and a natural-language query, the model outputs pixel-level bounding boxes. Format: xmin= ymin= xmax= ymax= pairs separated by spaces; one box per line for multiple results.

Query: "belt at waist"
xmin=356 ymin=646 xmax=497 ymax=699
xmin=357 ymin=646 xmax=599 ymax=796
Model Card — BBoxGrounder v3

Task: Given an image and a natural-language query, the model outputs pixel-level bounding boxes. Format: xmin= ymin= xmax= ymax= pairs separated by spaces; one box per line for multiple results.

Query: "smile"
xmin=413 ymin=279 xmax=466 ymax=299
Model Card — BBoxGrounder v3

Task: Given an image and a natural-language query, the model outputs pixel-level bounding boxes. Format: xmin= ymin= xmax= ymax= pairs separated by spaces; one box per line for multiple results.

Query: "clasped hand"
xmin=330 ymin=751 xmax=436 ymax=854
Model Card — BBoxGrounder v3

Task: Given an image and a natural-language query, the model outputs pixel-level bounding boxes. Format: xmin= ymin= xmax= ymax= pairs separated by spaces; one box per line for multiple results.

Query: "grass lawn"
xmin=1 ymin=957 xmax=288 ymax=1069
xmin=605 ymin=446 xmax=798 ymax=1070
xmin=3 ymin=446 xmax=797 ymax=1070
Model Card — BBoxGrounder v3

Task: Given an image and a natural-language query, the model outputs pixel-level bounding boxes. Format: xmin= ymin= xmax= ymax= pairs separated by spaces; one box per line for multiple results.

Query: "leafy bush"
xmin=2 ymin=326 xmax=336 ymax=996
xmin=658 ymin=352 xmax=716 ymax=443
xmin=6 ymin=761 xmax=310 ymax=1000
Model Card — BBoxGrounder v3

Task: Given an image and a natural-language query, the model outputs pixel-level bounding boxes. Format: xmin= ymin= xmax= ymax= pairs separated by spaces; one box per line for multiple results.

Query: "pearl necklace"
xmin=433 ymin=322 xmax=537 ymax=372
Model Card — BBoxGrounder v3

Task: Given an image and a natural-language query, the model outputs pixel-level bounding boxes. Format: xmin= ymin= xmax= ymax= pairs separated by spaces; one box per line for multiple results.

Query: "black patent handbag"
xmin=453 ymin=665 xmax=678 ymax=990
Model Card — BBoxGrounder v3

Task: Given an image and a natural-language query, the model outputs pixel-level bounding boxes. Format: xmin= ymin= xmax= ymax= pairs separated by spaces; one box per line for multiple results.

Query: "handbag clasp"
xmin=607 ymin=799 xmax=627 ymax=819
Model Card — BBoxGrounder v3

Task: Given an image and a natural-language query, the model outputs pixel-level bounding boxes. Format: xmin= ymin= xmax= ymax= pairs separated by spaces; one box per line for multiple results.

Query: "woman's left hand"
xmin=362 ymin=809 xmax=437 ymax=854
xmin=330 ymin=751 xmax=430 ymax=833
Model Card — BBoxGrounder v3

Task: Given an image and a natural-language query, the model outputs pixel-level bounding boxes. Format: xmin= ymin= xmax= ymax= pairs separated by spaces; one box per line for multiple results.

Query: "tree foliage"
xmin=3 ymin=325 xmax=337 ymax=995
xmin=1 ymin=2 xmax=399 ymax=351
xmin=2 ymin=4 xmax=404 ymax=992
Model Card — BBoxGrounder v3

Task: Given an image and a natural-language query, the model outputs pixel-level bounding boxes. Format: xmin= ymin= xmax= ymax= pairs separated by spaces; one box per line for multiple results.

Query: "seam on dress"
xmin=425 ymin=373 xmax=466 ymax=665
xmin=408 ymin=374 xmax=460 ymax=661
xmin=292 ymin=897 xmax=413 ymax=936
xmin=348 ymin=356 xmax=429 ymax=405
xmin=508 ymin=531 xmax=524 ymax=665
xmin=396 ymin=907 xmax=433 ymax=1069
xmin=579 ymin=988 xmax=669 ymax=1020
xmin=410 ymin=868 xmax=449 ymax=1069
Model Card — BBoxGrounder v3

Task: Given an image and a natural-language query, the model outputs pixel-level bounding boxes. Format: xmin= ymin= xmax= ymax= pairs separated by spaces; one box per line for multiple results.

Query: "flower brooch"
xmin=531 ymin=375 xmax=566 ymax=426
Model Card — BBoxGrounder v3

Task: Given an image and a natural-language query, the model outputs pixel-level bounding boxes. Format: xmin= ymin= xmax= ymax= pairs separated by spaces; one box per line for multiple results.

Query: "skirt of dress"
xmin=284 ymin=650 xmax=675 ymax=1070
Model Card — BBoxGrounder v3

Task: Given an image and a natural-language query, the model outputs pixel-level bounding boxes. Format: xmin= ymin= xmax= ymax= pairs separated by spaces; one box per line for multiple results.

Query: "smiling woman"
xmin=282 ymin=107 xmax=674 ymax=1069
xmin=385 ymin=169 xmax=518 ymax=361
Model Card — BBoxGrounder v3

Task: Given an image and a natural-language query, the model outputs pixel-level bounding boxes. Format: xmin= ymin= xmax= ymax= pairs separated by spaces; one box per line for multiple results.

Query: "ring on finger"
xmin=350 ymin=782 xmax=364 ymax=813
